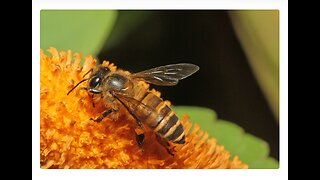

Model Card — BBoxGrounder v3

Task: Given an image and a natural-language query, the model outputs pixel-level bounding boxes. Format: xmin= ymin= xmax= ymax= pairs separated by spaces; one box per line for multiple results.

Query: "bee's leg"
xmin=156 ymin=134 xmax=175 ymax=156
xmin=135 ymin=126 xmax=145 ymax=151
xmin=135 ymin=119 xmax=143 ymax=128
xmin=91 ymin=94 xmax=95 ymax=108
xmin=132 ymin=117 xmax=145 ymax=148
xmin=90 ymin=92 xmax=105 ymax=108
xmin=90 ymin=109 xmax=115 ymax=122
xmin=136 ymin=132 xmax=145 ymax=148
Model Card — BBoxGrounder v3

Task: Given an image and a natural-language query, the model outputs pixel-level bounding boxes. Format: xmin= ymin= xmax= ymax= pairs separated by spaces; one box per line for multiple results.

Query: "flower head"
xmin=40 ymin=47 xmax=248 ymax=169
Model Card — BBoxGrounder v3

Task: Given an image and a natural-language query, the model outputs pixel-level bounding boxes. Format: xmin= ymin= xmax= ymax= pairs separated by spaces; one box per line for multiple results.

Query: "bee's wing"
xmin=131 ymin=63 xmax=199 ymax=86
xmin=112 ymin=92 xmax=155 ymax=122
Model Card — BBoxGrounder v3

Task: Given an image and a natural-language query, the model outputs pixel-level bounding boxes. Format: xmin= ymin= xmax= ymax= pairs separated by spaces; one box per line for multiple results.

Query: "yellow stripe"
xmin=155 ymin=101 xmax=167 ymax=113
xmin=163 ymin=120 xmax=181 ymax=138
xmin=154 ymin=111 xmax=175 ymax=132
xmin=173 ymin=132 xmax=185 ymax=142
xmin=141 ymin=93 xmax=154 ymax=104
xmin=144 ymin=101 xmax=166 ymax=126
xmin=135 ymin=89 xmax=148 ymax=101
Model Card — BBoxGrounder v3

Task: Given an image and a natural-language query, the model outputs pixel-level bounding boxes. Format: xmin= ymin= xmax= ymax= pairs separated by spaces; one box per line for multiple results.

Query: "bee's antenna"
xmin=67 ymin=78 xmax=89 ymax=95
xmin=82 ymin=68 xmax=93 ymax=78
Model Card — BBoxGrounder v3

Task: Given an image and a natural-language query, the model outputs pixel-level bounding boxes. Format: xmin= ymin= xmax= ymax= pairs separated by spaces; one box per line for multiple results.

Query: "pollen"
xmin=40 ymin=47 xmax=248 ymax=169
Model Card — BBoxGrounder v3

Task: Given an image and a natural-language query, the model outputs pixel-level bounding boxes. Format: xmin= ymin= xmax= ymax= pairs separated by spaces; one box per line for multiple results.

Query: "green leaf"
xmin=210 ymin=120 xmax=244 ymax=158
xmin=174 ymin=105 xmax=279 ymax=169
xmin=173 ymin=106 xmax=217 ymax=134
xmin=173 ymin=106 xmax=217 ymax=122
xmin=250 ymin=157 xmax=279 ymax=169
xmin=234 ymin=134 xmax=270 ymax=168
xmin=104 ymin=11 xmax=155 ymax=49
xmin=41 ymin=10 xmax=117 ymax=58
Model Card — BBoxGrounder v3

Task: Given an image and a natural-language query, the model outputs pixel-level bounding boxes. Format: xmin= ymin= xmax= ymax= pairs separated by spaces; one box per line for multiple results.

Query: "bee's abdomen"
xmin=154 ymin=112 xmax=185 ymax=144
xmin=140 ymin=92 xmax=185 ymax=144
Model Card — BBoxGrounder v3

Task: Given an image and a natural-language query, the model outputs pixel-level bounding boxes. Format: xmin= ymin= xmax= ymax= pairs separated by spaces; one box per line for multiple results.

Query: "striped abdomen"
xmin=138 ymin=91 xmax=185 ymax=144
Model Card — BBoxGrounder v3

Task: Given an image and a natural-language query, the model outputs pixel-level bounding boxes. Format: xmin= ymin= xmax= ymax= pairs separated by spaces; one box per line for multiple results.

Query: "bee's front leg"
xmin=90 ymin=94 xmax=95 ymax=108
xmin=90 ymin=109 xmax=115 ymax=122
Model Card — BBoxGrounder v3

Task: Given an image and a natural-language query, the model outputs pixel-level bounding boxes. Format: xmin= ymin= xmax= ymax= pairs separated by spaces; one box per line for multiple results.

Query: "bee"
xmin=67 ymin=63 xmax=199 ymax=155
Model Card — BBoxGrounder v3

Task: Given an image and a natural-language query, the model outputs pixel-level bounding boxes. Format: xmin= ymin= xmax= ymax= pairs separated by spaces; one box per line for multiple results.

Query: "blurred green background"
xmin=41 ymin=10 xmax=279 ymax=168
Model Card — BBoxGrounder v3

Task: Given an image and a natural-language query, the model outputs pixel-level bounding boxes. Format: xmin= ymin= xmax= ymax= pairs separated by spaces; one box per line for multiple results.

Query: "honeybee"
xmin=67 ymin=63 xmax=199 ymax=155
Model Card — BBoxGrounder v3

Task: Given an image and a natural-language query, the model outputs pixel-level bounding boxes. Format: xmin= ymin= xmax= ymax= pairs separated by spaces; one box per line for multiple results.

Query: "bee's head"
xmin=67 ymin=66 xmax=111 ymax=96
xmin=87 ymin=67 xmax=111 ymax=94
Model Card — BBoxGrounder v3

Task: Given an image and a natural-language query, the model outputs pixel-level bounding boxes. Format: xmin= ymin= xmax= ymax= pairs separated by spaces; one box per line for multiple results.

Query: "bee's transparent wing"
xmin=112 ymin=92 xmax=155 ymax=122
xmin=131 ymin=63 xmax=199 ymax=86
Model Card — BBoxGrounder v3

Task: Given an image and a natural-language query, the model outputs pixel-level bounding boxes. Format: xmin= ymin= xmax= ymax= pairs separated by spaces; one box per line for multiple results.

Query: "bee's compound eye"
xmin=89 ymin=77 xmax=100 ymax=88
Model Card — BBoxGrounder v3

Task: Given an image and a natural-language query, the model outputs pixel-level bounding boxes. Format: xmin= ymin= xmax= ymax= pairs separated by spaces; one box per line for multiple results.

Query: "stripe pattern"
xmin=138 ymin=91 xmax=185 ymax=144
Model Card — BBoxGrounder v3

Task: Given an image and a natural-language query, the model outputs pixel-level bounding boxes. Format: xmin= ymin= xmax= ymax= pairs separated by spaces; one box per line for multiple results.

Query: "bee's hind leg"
xmin=90 ymin=109 xmax=115 ymax=122
xmin=136 ymin=133 xmax=145 ymax=148
xmin=132 ymin=117 xmax=145 ymax=150
xmin=134 ymin=127 xmax=145 ymax=152
xmin=156 ymin=134 xmax=175 ymax=156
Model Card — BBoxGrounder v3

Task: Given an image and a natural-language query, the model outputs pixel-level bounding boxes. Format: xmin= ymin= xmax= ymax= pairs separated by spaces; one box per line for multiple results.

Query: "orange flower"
xmin=40 ymin=47 xmax=248 ymax=169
